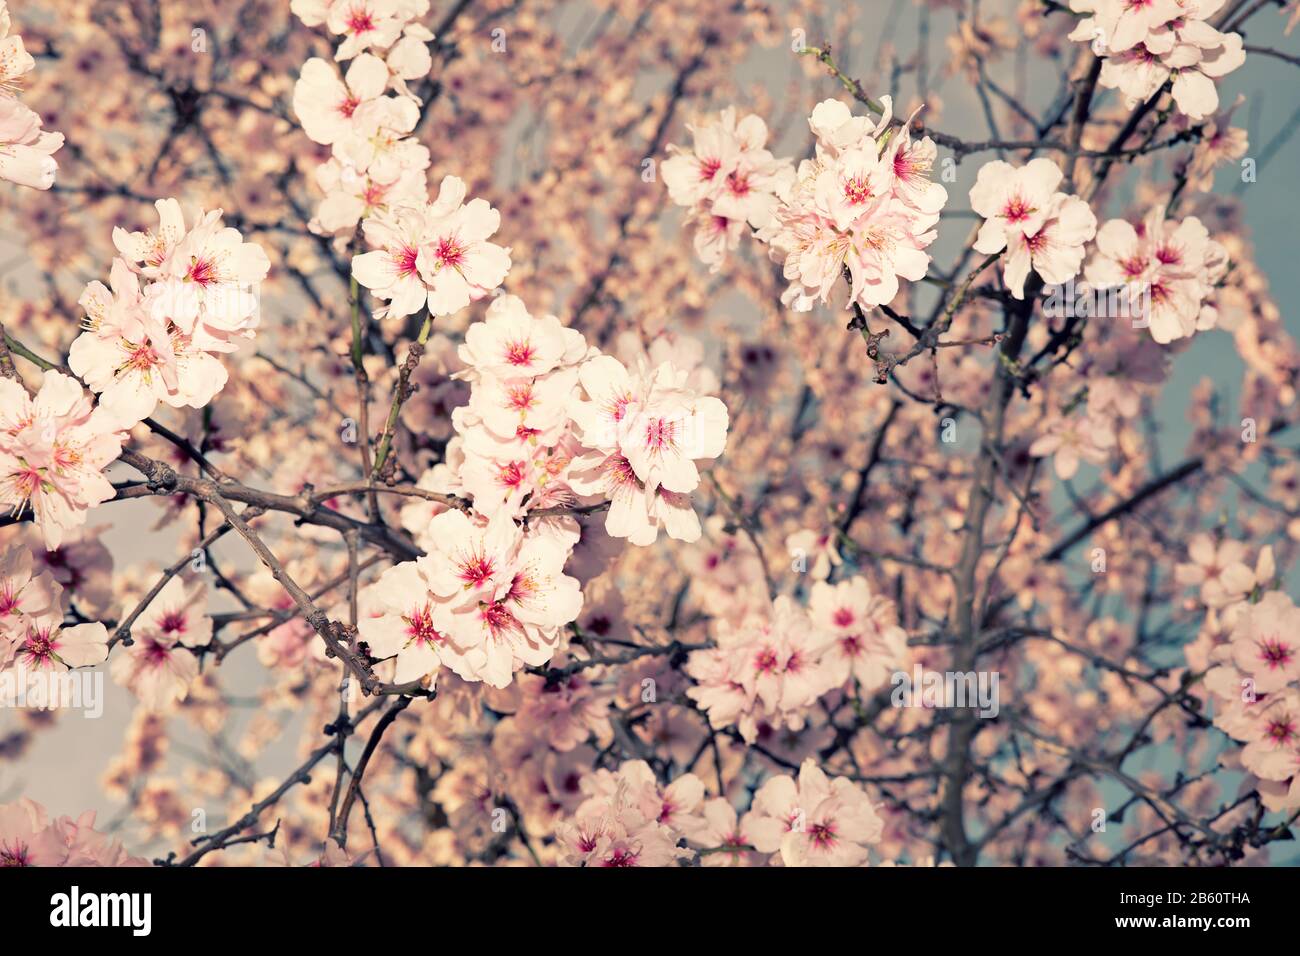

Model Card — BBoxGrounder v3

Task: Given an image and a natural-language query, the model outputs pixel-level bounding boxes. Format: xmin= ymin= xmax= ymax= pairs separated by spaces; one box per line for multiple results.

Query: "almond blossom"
xmin=294 ymin=54 xmax=398 ymax=146
xmin=1070 ymin=0 xmax=1247 ymax=120
xmin=687 ymin=798 xmax=761 ymax=867
xmin=1175 ymin=533 xmax=1257 ymax=608
xmin=757 ymin=97 xmax=945 ymax=311
xmin=459 ymin=293 xmax=579 ymax=380
xmin=0 ymin=372 xmax=124 ymax=550
xmin=1229 ymin=592 xmax=1300 ymax=694
xmin=108 ymin=624 xmax=201 ymax=712
xmin=6 ymin=0 xmax=1299 ymax=876
xmin=1084 ymin=205 xmax=1228 ymax=344
xmin=0 ymin=799 xmax=147 ymax=867
xmin=108 ymin=574 xmax=207 ymax=710
xmin=1181 ymin=96 xmax=1249 ymax=193
xmin=361 ymin=505 xmax=584 ymax=689
xmin=0 ymin=95 xmax=60 ymax=190
xmin=970 ymin=158 xmax=1097 ymax=299
xmin=148 ymin=206 xmax=271 ymax=340
xmin=662 ymin=106 xmax=795 ymax=271
xmin=745 ymin=759 xmax=884 ymax=867
xmin=357 ymin=560 xmax=453 ymax=686
xmin=572 ymin=354 xmax=728 ymax=497
xmin=686 ymin=596 xmax=836 ymax=743
xmin=327 ymin=0 xmax=411 ymax=60
xmin=0 ymin=543 xmax=60 ymax=643
xmin=69 ymin=262 xmax=228 ymax=425
xmin=578 ymin=761 xmax=707 ymax=837
xmin=309 ymin=156 xmax=427 ymax=238
xmin=1236 ymin=690 xmax=1300 ymax=781
xmin=808 ymin=576 xmax=907 ymax=690
xmin=1027 ymin=413 xmax=1116 ymax=480
xmin=557 ymin=765 xmax=695 ymax=867
xmin=10 ymin=611 xmax=107 ymax=671
xmin=0 ymin=3 xmax=61 ymax=190
xmin=70 ymin=207 xmax=269 ymax=425
xmin=131 ymin=575 xmax=212 ymax=651
xmin=351 ymin=175 xmax=512 ymax=318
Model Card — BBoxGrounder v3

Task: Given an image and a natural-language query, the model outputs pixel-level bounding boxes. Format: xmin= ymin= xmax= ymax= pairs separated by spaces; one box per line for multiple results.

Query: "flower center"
xmin=504 ymin=339 xmax=535 ymax=367
xmin=1121 ymin=256 xmax=1148 ymax=278
xmin=433 ymin=236 xmax=466 ymax=268
xmin=0 ymin=842 xmax=33 ymax=867
xmin=347 ymin=8 xmax=376 ymax=33
xmin=643 ymin=418 xmax=676 ymax=452
xmin=1003 ymin=196 xmax=1033 ymax=223
xmin=1260 ymin=637 xmax=1294 ymax=669
xmin=22 ymin=629 xmax=54 ymax=666
xmin=497 ymin=461 xmax=526 ymax=488
xmin=395 ymin=244 xmax=419 ymax=277
xmin=186 ymin=255 xmax=218 ymax=286
xmin=843 ymin=175 xmax=874 ymax=205
xmin=809 ymin=822 xmax=838 ymax=848
xmin=144 ymin=638 xmax=173 ymax=666
xmin=479 ymin=601 xmax=521 ymax=638
xmin=403 ymin=606 xmax=445 ymax=648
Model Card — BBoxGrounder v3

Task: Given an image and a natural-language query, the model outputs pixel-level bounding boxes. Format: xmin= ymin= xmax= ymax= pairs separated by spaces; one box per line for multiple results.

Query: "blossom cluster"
xmin=350 ymin=174 xmax=511 ymax=319
xmin=1084 ymin=203 xmax=1228 ymax=345
xmin=686 ymin=577 xmax=906 ymax=743
xmin=556 ymin=757 xmax=883 ymax=867
xmin=356 ymin=295 xmax=730 ymax=690
xmin=69 ymin=199 xmax=272 ymax=425
xmin=0 ymin=1 xmax=62 ymax=190
xmin=667 ymin=97 xmax=948 ymax=311
xmin=291 ymin=0 xmax=439 ymax=241
xmin=3 ymin=0 xmax=1296 ymax=872
xmin=0 ymin=543 xmax=107 ymax=673
xmin=1178 ymin=538 xmax=1300 ymax=812
xmin=661 ymin=107 xmax=795 ymax=272
xmin=1070 ymin=0 xmax=1246 ymax=120
xmin=0 ymin=372 xmax=124 ymax=549
xmin=109 ymin=576 xmax=210 ymax=711
xmin=0 ymin=798 xmax=147 ymax=866
xmin=970 ymin=157 xmax=1098 ymax=300
xmin=766 ymin=98 xmax=947 ymax=311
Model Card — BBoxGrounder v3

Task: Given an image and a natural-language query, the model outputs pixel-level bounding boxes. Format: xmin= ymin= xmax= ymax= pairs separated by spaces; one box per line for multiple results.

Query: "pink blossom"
xmin=809 ymin=576 xmax=907 ymax=690
xmin=1028 ymin=413 xmax=1116 ymax=480
xmin=0 ymin=372 xmax=124 ymax=550
xmin=762 ymin=100 xmax=944 ymax=312
xmin=1229 ymin=592 xmax=1300 ymax=693
xmin=746 ymin=759 xmax=883 ymax=867
xmin=293 ymin=54 xmax=401 ymax=146
xmin=352 ymin=175 xmax=512 ymax=318
xmin=0 ymin=96 xmax=61 ymax=190
xmin=686 ymin=596 xmax=836 ymax=743
xmin=358 ymin=561 xmax=452 ymax=685
xmin=1175 ymin=533 xmax=1256 ymax=608
xmin=970 ymin=158 xmax=1096 ymax=298
xmin=11 ymin=611 xmax=106 ymax=670
xmin=0 ymin=543 xmax=61 ymax=643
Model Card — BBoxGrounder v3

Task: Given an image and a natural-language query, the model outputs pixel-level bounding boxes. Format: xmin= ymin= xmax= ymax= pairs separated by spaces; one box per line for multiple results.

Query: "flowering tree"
xmin=1 ymin=0 xmax=1299 ymax=868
